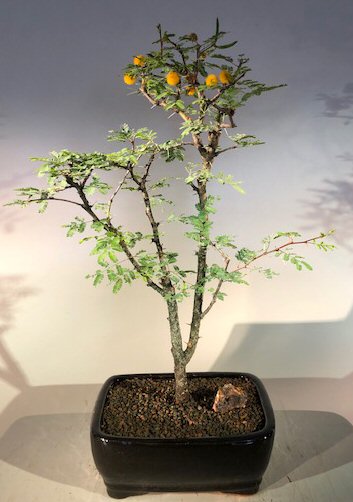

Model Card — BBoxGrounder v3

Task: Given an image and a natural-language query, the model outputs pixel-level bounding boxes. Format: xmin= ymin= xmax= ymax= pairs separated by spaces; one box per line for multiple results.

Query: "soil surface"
xmin=101 ymin=376 xmax=265 ymax=439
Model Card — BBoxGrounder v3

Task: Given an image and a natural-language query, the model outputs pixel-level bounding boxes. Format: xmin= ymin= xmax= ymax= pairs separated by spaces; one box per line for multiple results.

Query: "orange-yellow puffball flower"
xmin=123 ymin=74 xmax=136 ymax=85
xmin=219 ymin=69 xmax=231 ymax=85
xmin=205 ymin=74 xmax=218 ymax=87
xmin=133 ymin=54 xmax=146 ymax=66
xmin=186 ymin=86 xmax=196 ymax=96
xmin=166 ymin=71 xmax=180 ymax=86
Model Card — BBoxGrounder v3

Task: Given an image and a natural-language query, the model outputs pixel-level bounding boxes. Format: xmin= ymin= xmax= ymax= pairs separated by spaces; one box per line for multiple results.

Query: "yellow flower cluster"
xmin=133 ymin=54 xmax=145 ymax=67
xmin=123 ymin=54 xmax=146 ymax=85
xmin=166 ymin=71 xmax=180 ymax=86
xmin=123 ymin=53 xmax=232 ymax=90
xmin=123 ymin=74 xmax=136 ymax=85
xmin=219 ymin=69 xmax=231 ymax=85
xmin=205 ymin=70 xmax=232 ymax=87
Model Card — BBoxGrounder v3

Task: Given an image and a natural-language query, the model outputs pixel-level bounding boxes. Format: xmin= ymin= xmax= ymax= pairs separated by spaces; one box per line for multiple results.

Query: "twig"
xmin=233 ymin=235 xmax=323 ymax=273
xmin=107 ymin=171 xmax=129 ymax=221
xmin=157 ymin=23 xmax=164 ymax=56
xmin=201 ymin=241 xmax=231 ymax=319
xmin=26 ymin=196 xmax=84 ymax=208
xmin=201 ymin=234 xmax=327 ymax=318
xmin=215 ymin=145 xmax=237 ymax=156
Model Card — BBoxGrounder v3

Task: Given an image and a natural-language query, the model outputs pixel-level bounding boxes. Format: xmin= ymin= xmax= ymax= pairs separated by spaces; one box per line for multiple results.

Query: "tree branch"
xmin=201 ymin=241 xmax=231 ymax=319
xmin=215 ymin=145 xmax=237 ymax=156
xmin=184 ymin=149 xmax=221 ymax=362
xmin=125 ymin=154 xmax=174 ymax=289
xmin=64 ymin=175 xmax=165 ymax=295
xmin=233 ymin=235 xmax=324 ymax=273
xmin=139 ymin=83 xmax=206 ymax=155
xmin=26 ymin=196 xmax=84 ymax=208
xmin=107 ymin=170 xmax=129 ymax=221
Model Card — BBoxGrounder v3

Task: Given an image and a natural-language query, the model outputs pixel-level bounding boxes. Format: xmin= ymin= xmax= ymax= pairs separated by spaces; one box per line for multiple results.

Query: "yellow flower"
xmin=123 ymin=73 xmax=136 ymax=85
xmin=219 ymin=69 xmax=231 ymax=85
xmin=133 ymin=54 xmax=146 ymax=67
xmin=186 ymin=86 xmax=196 ymax=96
xmin=166 ymin=71 xmax=180 ymax=86
xmin=205 ymin=74 xmax=218 ymax=87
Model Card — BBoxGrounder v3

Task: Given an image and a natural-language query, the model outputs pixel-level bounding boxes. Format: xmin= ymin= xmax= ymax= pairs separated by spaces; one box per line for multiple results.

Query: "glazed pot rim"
xmin=91 ymin=371 xmax=275 ymax=444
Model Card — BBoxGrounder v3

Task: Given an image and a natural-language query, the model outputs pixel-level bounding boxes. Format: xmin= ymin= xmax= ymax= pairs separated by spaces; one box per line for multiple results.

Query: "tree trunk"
xmin=174 ymin=361 xmax=189 ymax=404
xmin=166 ymin=298 xmax=190 ymax=403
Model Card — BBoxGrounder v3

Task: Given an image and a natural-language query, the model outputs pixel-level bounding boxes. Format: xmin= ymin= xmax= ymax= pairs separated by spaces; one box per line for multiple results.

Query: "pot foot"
xmin=223 ymin=485 xmax=260 ymax=495
xmin=107 ymin=489 xmax=146 ymax=499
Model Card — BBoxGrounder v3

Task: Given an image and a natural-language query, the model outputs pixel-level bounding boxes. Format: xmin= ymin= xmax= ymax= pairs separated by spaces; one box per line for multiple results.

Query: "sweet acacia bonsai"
xmin=9 ymin=21 xmax=333 ymax=403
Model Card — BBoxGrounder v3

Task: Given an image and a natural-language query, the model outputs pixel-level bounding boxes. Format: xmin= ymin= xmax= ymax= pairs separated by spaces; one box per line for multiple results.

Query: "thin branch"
xmin=64 ymin=175 xmax=165 ymax=295
xmin=233 ymin=235 xmax=324 ymax=273
xmin=139 ymin=82 xmax=191 ymax=122
xmin=142 ymin=153 xmax=155 ymax=183
xmin=220 ymin=121 xmax=235 ymax=129
xmin=157 ymin=24 xmax=164 ymax=56
xmin=119 ymin=154 xmax=176 ymax=294
xmin=25 ymin=196 xmax=84 ymax=208
xmin=184 ymin=191 xmax=213 ymax=362
xmin=129 ymin=154 xmax=171 ymax=280
xmin=107 ymin=170 xmax=129 ymax=221
xmin=201 ymin=260 xmax=230 ymax=320
xmin=166 ymin=36 xmax=188 ymax=75
xmin=201 ymin=234 xmax=326 ymax=318
xmin=215 ymin=145 xmax=238 ymax=156
xmin=139 ymin=82 xmax=206 ymax=155
xmin=201 ymin=241 xmax=231 ymax=319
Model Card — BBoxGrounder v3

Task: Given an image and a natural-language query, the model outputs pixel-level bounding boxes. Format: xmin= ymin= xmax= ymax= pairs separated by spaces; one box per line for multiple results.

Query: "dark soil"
xmin=101 ymin=376 xmax=265 ymax=439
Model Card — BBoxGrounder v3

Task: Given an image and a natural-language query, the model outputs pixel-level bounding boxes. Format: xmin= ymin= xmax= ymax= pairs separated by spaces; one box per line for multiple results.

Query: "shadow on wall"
xmin=316 ymin=82 xmax=353 ymax=125
xmin=301 ymin=151 xmax=353 ymax=253
xmin=0 ymin=275 xmax=35 ymax=390
xmin=212 ymin=309 xmax=353 ymax=423
xmin=0 ymin=174 xmax=30 ymax=233
xmin=212 ymin=307 xmax=353 ymax=377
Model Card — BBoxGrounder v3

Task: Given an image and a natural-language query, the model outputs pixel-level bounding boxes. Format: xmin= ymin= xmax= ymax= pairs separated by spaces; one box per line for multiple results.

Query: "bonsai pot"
xmin=90 ymin=372 xmax=275 ymax=499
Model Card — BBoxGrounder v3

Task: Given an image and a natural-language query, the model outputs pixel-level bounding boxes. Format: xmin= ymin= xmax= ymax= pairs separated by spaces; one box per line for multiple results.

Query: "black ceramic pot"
xmin=91 ymin=372 xmax=275 ymax=499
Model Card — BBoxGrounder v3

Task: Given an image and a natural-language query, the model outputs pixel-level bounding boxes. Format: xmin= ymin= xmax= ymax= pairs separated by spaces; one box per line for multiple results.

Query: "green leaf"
xmin=274 ymin=231 xmax=301 ymax=240
xmin=236 ymin=248 xmax=256 ymax=264
xmin=215 ymin=40 xmax=238 ymax=49
xmin=108 ymin=251 xmax=118 ymax=262
xmin=38 ymin=200 xmax=48 ymax=213
xmin=314 ymin=240 xmax=335 ymax=252
xmin=98 ymin=253 xmax=109 ymax=267
xmin=215 ymin=234 xmax=237 ymax=248
xmin=107 ymin=270 xmax=117 ymax=282
xmin=93 ymin=270 xmax=104 ymax=286
xmin=260 ymin=268 xmax=279 ymax=279
xmin=216 ymin=291 xmax=226 ymax=300
xmin=64 ymin=217 xmax=86 ymax=237
xmin=214 ymin=172 xmax=245 ymax=194
xmin=113 ymin=278 xmax=123 ymax=294
xmin=91 ymin=221 xmax=105 ymax=232
xmin=215 ymin=17 xmax=220 ymax=37
xmin=227 ymin=133 xmax=264 ymax=148
xmin=210 ymin=54 xmax=234 ymax=63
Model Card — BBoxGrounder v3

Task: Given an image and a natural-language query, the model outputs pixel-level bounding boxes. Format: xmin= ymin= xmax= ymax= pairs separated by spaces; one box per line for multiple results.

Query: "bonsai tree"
xmin=8 ymin=21 xmax=333 ymax=404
